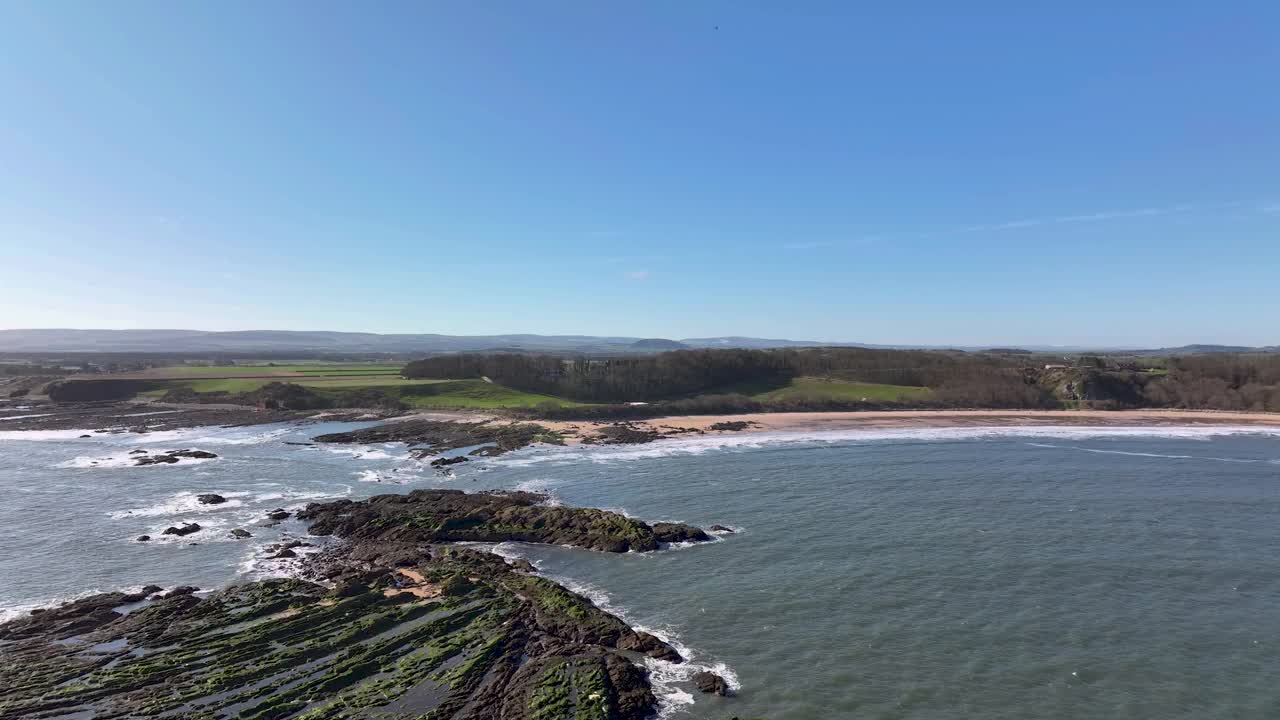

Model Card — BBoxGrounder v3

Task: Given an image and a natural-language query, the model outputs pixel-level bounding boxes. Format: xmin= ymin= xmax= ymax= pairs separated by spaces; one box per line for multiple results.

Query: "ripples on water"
xmin=3 ymin=422 xmax=1280 ymax=719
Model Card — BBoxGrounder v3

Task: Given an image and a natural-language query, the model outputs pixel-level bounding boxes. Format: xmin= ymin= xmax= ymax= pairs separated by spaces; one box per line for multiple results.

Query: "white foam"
xmin=0 ymin=585 xmax=159 ymax=623
xmin=353 ymin=469 xmax=424 ymax=484
xmin=109 ymin=491 xmax=251 ymax=519
xmin=1023 ymin=441 xmax=1269 ymax=463
xmin=512 ymin=478 xmax=565 ymax=505
xmin=56 ymin=452 xmax=216 ymax=469
xmin=119 ymin=426 xmax=294 ymax=446
xmin=138 ymin=516 xmax=237 ymax=544
xmin=492 ymin=425 xmax=1280 ymax=467
xmin=0 ymin=429 xmax=101 ymax=441
xmin=322 ymin=444 xmax=409 ymax=461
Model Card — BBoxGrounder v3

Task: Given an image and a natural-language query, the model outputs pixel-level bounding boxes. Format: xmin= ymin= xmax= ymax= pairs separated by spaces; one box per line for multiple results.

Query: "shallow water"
xmin=3 ymin=423 xmax=1280 ymax=719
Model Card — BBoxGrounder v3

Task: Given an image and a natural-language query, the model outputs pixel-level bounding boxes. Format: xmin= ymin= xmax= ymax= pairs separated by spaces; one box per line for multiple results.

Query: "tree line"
xmin=402 ymin=348 xmax=1044 ymax=407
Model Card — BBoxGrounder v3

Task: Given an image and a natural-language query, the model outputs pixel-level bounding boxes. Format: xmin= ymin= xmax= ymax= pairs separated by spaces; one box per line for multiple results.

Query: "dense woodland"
xmin=403 ymin=349 xmax=1050 ymax=408
xmin=404 ymin=348 xmax=1280 ymax=414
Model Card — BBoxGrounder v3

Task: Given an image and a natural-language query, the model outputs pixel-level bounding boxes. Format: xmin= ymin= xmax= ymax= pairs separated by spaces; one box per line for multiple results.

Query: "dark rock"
xmin=0 ymin=585 xmax=162 ymax=641
xmin=652 ymin=522 xmax=711 ymax=544
xmin=271 ymin=548 xmax=297 ymax=559
xmin=129 ymin=449 xmax=148 ymax=455
xmin=429 ymin=455 xmax=469 ymax=468
xmin=298 ymin=489 xmax=714 ymax=553
xmin=709 ymin=420 xmax=755 ymax=432
xmin=313 ymin=419 xmax=563 ymax=456
xmin=135 ymin=535 xmax=151 ymax=542
xmin=134 ymin=454 xmax=180 ymax=466
xmin=692 ymin=670 xmax=730 ymax=696
xmin=618 ymin=630 xmax=684 ymax=663
xmin=169 ymin=449 xmax=218 ymax=459
xmin=78 ymin=434 xmax=91 ymax=438
xmin=583 ymin=423 xmax=662 ymax=445
xmin=162 ymin=523 xmax=201 ymax=537
xmin=709 ymin=524 xmax=735 ymax=533
xmin=196 ymin=493 xmax=226 ymax=505
xmin=266 ymin=509 xmax=290 ymax=521
xmin=229 ymin=528 xmax=252 ymax=539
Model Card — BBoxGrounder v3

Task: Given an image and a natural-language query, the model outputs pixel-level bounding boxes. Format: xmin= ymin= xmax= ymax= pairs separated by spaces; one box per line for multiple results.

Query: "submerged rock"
xmin=161 ymin=523 xmax=201 ymax=537
xmin=229 ymin=528 xmax=252 ymax=539
xmin=429 ymin=455 xmax=469 ymax=468
xmin=709 ymin=524 xmax=736 ymax=533
xmin=133 ymin=449 xmax=218 ymax=466
xmin=266 ymin=509 xmax=291 ymax=521
xmin=196 ymin=493 xmax=226 ymax=505
xmin=169 ymin=449 xmax=218 ymax=459
xmin=135 ymin=535 xmax=151 ymax=542
xmin=134 ymin=454 xmax=179 ymax=466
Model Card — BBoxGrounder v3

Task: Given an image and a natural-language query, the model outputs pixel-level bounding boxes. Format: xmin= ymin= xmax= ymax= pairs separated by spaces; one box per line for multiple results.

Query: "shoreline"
xmin=537 ymin=409 xmax=1280 ymax=443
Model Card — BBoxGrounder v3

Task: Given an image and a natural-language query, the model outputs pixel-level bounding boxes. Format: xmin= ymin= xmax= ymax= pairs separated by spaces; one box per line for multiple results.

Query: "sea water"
xmin=2 ymin=422 xmax=1279 ymax=719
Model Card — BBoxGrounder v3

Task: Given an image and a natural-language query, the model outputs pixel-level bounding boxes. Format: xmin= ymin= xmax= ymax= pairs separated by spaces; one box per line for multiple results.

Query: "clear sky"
xmin=1 ymin=2 xmax=1277 ymax=347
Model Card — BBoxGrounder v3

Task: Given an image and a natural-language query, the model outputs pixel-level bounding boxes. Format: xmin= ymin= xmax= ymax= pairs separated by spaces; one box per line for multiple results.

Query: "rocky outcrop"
xmin=709 ymin=420 xmax=756 ymax=431
xmin=161 ymin=523 xmax=201 ymax=537
xmin=430 ymin=455 xmax=469 ymax=468
xmin=583 ymin=423 xmax=662 ymax=445
xmin=652 ymin=522 xmax=711 ymax=544
xmin=0 ymin=548 xmax=667 ymax=720
xmin=133 ymin=449 xmax=218 ymax=466
xmin=196 ymin=493 xmax=226 ymax=505
xmin=693 ymin=670 xmax=731 ymax=695
xmin=0 ymin=490 xmax=732 ymax=720
xmin=298 ymin=489 xmax=714 ymax=553
xmin=0 ymin=585 xmax=162 ymax=642
xmin=314 ymin=419 xmax=563 ymax=456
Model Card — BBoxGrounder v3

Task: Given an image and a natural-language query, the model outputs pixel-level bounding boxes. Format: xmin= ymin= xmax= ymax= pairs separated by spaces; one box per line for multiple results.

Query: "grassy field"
xmin=397 ymin=380 xmax=583 ymax=409
xmin=133 ymin=373 xmax=581 ymax=409
xmin=129 ymin=363 xmax=404 ymax=378
xmin=120 ymin=364 xmax=926 ymax=411
xmin=719 ymin=376 xmax=930 ymax=403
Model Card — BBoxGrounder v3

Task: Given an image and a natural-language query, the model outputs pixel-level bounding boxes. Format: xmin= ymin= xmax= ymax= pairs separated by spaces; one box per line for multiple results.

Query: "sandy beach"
xmin=538 ymin=409 xmax=1280 ymax=442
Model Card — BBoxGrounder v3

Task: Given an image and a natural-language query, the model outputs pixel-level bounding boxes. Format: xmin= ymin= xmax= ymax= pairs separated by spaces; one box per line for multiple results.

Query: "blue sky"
xmin=1 ymin=2 xmax=1277 ymax=347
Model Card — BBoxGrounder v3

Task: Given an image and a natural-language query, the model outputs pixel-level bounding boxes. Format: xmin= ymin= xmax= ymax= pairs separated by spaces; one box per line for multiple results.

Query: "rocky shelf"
xmin=299 ymin=489 xmax=711 ymax=553
xmin=0 ymin=490 xmax=725 ymax=720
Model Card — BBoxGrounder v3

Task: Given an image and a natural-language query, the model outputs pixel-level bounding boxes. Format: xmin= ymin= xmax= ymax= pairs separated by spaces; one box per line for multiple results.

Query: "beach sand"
xmin=537 ymin=409 xmax=1280 ymax=442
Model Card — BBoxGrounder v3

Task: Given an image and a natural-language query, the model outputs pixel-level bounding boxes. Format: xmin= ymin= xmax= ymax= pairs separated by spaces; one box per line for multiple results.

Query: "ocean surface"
xmin=3 ymin=421 xmax=1280 ymax=719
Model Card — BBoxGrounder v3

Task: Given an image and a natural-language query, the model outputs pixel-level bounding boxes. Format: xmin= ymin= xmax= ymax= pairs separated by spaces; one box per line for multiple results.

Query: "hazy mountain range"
xmin=0 ymin=329 xmax=1272 ymax=355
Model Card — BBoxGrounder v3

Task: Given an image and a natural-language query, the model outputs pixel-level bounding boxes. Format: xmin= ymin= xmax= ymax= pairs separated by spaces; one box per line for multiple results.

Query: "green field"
xmin=397 ymin=380 xmax=583 ymax=409
xmin=719 ymin=376 xmax=930 ymax=403
xmin=135 ymin=375 xmax=581 ymax=409
xmin=134 ymin=363 xmax=403 ymax=378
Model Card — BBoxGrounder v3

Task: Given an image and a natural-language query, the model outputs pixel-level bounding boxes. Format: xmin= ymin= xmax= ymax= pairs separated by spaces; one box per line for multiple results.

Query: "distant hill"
xmin=0 ymin=329 xmax=1271 ymax=356
xmin=629 ymin=338 xmax=689 ymax=351
xmin=0 ymin=329 xmax=808 ymax=354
